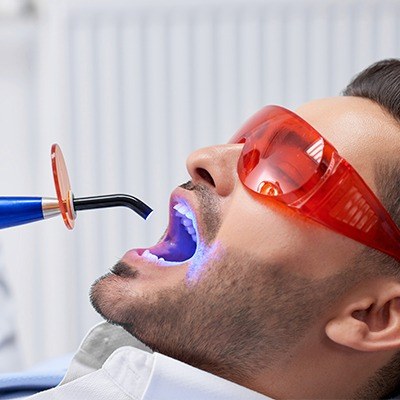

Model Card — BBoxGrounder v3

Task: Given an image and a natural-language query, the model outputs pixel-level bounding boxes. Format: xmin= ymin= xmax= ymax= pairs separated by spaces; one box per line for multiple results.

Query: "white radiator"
xmin=2 ymin=0 xmax=400 ymax=366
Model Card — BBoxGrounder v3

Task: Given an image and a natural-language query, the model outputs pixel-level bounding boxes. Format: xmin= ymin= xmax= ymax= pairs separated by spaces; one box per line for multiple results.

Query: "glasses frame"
xmin=229 ymin=105 xmax=400 ymax=262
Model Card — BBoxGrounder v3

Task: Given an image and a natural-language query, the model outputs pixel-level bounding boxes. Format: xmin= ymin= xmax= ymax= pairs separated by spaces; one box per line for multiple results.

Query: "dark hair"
xmin=342 ymin=59 xmax=400 ymax=399
xmin=343 ymin=59 xmax=400 ymax=239
xmin=343 ymin=59 xmax=400 ymax=126
xmin=342 ymin=59 xmax=400 ymax=229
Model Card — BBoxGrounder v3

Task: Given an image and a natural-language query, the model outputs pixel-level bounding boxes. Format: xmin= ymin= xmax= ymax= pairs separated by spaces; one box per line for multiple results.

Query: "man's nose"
xmin=186 ymin=144 xmax=242 ymax=197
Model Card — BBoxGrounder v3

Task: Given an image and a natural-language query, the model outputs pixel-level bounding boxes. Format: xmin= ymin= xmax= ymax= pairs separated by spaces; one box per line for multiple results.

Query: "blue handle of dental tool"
xmin=0 ymin=197 xmax=44 ymax=229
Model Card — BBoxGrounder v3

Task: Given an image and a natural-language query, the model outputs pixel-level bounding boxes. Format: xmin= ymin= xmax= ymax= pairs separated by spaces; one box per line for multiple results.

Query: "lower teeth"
xmin=142 ymin=250 xmax=158 ymax=261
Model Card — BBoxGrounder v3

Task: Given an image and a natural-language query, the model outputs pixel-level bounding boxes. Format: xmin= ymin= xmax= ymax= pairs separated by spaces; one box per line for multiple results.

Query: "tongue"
xmin=147 ymin=226 xmax=196 ymax=262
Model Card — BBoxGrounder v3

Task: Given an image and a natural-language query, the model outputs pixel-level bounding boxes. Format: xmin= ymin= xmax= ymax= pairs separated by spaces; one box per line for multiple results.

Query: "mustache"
xmin=179 ymin=180 xmax=222 ymax=245
xmin=179 ymin=180 xmax=196 ymax=191
xmin=110 ymin=262 xmax=139 ymax=278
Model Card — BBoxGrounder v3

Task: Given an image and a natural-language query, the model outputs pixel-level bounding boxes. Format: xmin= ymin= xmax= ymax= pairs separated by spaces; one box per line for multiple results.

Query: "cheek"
xmin=218 ymin=189 xmax=300 ymax=260
xmin=218 ymin=187 xmax=361 ymax=278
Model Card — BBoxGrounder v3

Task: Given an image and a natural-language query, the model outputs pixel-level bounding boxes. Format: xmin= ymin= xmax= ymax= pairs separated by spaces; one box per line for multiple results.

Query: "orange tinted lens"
xmin=229 ymin=105 xmax=275 ymax=144
xmin=51 ymin=144 xmax=75 ymax=229
xmin=237 ymin=106 xmax=327 ymax=201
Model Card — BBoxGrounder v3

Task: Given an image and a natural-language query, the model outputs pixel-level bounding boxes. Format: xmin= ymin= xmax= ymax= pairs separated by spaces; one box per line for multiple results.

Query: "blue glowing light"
xmin=186 ymin=242 xmax=221 ymax=282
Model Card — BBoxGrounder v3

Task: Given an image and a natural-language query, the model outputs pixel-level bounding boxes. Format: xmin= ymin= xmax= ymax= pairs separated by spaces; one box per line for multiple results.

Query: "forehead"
xmin=294 ymin=96 xmax=400 ymax=192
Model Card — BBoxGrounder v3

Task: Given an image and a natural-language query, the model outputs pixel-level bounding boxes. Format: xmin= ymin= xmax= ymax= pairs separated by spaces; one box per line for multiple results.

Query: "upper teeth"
xmin=173 ymin=203 xmax=197 ymax=243
xmin=140 ymin=202 xmax=198 ymax=266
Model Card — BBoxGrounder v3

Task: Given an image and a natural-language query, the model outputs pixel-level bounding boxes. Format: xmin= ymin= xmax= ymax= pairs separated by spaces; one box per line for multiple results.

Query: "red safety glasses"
xmin=229 ymin=105 xmax=400 ymax=262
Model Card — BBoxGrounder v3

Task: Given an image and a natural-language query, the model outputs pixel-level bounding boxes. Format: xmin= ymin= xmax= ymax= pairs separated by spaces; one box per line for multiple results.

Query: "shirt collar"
xmin=62 ymin=321 xmax=272 ymax=400
xmin=146 ymin=351 xmax=272 ymax=400
xmin=61 ymin=321 xmax=152 ymax=385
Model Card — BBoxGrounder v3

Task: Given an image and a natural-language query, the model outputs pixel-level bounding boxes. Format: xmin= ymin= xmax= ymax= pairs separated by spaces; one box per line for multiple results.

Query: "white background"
xmin=0 ymin=0 xmax=399 ymax=367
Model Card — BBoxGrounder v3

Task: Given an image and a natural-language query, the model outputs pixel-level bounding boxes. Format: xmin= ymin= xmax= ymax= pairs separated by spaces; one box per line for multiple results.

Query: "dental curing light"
xmin=0 ymin=144 xmax=152 ymax=230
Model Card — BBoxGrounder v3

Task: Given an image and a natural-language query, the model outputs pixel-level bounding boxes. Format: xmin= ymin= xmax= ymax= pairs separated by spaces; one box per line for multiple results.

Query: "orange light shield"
xmin=51 ymin=144 xmax=75 ymax=229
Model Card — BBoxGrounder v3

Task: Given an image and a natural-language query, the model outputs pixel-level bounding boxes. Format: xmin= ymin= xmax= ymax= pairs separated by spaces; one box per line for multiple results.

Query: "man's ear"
xmin=325 ymin=280 xmax=400 ymax=352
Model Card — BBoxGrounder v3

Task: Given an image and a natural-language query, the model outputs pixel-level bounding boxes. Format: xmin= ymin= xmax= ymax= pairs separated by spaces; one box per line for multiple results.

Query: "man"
xmin=22 ymin=59 xmax=400 ymax=399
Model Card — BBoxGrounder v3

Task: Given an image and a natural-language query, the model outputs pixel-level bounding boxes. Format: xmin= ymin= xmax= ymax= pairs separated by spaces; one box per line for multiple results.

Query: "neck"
xmin=241 ymin=331 xmax=394 ymax=399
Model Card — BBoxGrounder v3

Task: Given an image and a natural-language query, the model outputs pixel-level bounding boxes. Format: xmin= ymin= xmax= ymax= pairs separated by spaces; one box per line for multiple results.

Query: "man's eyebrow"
xmin=270 ymin=127 xmax=309 ymax=146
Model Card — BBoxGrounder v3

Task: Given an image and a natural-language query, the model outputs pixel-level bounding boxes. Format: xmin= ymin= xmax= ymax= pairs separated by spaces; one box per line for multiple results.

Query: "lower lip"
xmin=119 ymin=248 xmax=189 ymax=285
xmin=122 ymin=249 xmax=147 ymax=264
xmin=122 ymin=249 xmax=172 ymax=269
xmin=122 ymin=248 xmax=189 ymax=269
xmin=116 ymin=250 xmax=159 ymax=278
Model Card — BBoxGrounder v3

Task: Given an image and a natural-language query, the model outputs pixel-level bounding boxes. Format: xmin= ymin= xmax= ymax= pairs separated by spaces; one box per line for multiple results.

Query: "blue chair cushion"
xmin=0 ymin=354 xmax=72 ymax=399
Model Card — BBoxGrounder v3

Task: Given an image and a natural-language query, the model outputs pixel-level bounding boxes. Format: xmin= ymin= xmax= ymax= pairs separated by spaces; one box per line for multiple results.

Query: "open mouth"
xmin=137 ymin=201 xmax=199 ymax=266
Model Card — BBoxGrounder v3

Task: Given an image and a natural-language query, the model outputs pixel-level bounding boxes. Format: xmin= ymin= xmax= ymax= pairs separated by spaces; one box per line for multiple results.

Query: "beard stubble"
xmin=90 ymin=181 xmax=357 ymax=385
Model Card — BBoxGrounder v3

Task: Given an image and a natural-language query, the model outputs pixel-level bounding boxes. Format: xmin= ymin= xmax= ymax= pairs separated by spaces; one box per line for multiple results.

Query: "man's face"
xmin=90 ymin=96 xmax=399 ymax=382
